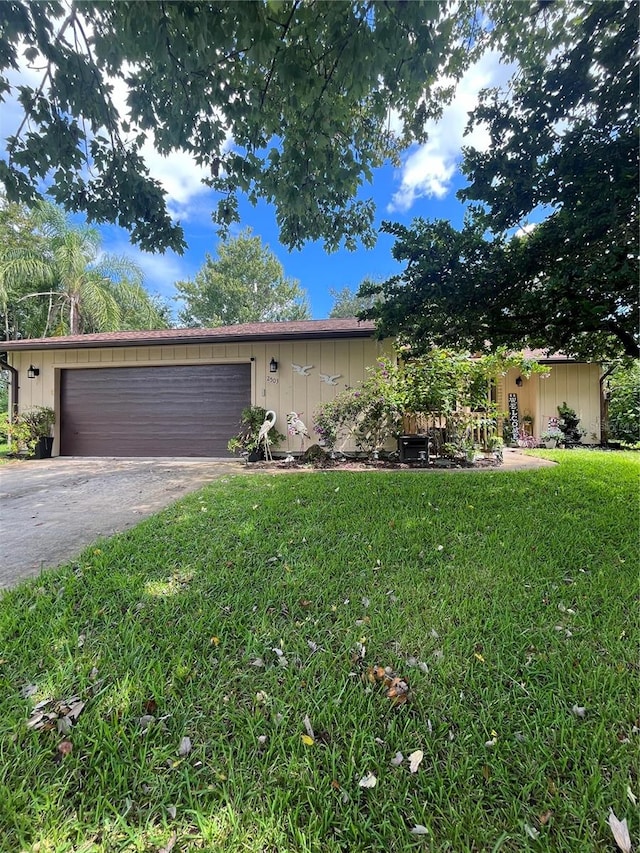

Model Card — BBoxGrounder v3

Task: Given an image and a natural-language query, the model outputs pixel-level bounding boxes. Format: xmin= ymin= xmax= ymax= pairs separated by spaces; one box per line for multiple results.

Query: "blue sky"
xmin=5 ymin=45 xmax=514 ymax=321
xmin=99 ymin=163 xmax=472 ymax=321
xmin=92 ymin=48 xmax=514 ymax=322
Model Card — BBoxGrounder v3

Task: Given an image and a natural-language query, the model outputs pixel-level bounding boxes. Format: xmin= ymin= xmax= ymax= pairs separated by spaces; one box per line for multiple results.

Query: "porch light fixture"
xmin=27 ymin=365 xmax=40 ymax=379
xmin=269 ymin=358 xmax=278 ymax=373
xmin=515 ymin=376 xmax=523 ymax=387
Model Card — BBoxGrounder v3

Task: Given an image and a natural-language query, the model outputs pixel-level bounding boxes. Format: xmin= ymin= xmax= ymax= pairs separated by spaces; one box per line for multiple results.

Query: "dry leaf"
xmin=474 ymin=652 xmax=486 ymax=663
xmin=301 ymin=734 xmax=314 ymax=746
xmin=57 ymin=739 xmax=73 ymax=757
xmin=408 ymin=750 xmax=424 ymax=773
xmin=57 ymin=716 xmax=72 ymax=736
xmin=524 ymin=823 xmax=540 ymax=840
xmin=572 ymin=704 xmax=586 ymax=718
xmin=608 ymin=810 xmax=632 ymax=853
xmin=539 ymin=810 xmax=553 ymax=826
xmin=139 ymin=714 xmax=155 ymax=729
xmin=358 ymin=772 xmax=377 ymax=788
xmin=303 ymin=715 xmax=315 ymax=741
xmin=250 ymin=657 xmax=265 ymax=667
xmin=627 ymin=786 xmax=637 ymax=806
xmin=257 ymin=735 xmax=267 ymax=745
xmin=158 ymin=831 xmax=177 ymax=853
xmin=390 ymin=752 xmax=404 ymax=767
xmin=177 ymin=736 xmax=192 ymax=757
xmin=167 ymin=805 xmax=177 ymax=820
xmin=20 ymin=683 xmax=38 ymax=699
xmin=410 ymin=825 xmax=429 ymax=836
xmin=210 ymin=636 xmax=220 ymax=646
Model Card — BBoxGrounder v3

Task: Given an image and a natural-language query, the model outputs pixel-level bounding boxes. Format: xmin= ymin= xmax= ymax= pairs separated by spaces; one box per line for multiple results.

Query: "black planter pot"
xmin=34 ymin=436 xmax=54 ymax=459
xmin=247 ymin=448 xmax=265 ymax=462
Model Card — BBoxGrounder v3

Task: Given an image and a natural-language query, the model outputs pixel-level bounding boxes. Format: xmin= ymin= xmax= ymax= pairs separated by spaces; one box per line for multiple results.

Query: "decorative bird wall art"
xmin=319 ymin=373 xmax=342 ymax=386
xmin=292 ymin=363 xmax=314 ymax=376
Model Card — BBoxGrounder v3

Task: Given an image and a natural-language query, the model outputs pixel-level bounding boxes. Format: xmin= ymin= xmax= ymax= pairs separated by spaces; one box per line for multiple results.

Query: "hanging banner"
xmin=508 ymin=393 xmax=520 ymax=438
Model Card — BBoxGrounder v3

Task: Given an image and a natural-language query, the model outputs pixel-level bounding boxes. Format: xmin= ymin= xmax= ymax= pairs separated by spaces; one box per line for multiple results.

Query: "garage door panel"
xmin=61 ymin=364 xmax=251 ymax=457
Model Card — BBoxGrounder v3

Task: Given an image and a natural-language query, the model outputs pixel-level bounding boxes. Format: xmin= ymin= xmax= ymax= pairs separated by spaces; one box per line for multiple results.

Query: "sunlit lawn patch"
xmin=1 ymin=451 xmax=638 ymax=852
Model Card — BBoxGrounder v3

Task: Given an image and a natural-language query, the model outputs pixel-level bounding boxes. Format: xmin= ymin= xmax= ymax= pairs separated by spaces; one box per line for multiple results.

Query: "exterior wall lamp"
xmin=515 ymin=376 xmax=523 ymax=387
xmin=269 ymin=358 xmax=278 ymax=373
xmin=27 ymin=365 xmax=40 ymax=379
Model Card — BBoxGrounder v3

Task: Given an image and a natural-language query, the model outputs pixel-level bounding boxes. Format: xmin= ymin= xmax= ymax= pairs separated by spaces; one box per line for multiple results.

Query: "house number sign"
xmin=508 ymin=393 xmax=519 ymax=438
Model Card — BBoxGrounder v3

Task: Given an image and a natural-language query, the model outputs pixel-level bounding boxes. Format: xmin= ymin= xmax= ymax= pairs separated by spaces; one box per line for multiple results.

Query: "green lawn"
xmin=1 ymin=451 xmax=638 ymax=852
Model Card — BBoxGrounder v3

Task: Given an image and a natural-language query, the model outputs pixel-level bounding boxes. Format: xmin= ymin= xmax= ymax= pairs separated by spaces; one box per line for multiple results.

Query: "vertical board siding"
xmin=539 ymin=363 xmax=601 ymax=442
xmin=9 ymin=334 xmax=395 ymax=455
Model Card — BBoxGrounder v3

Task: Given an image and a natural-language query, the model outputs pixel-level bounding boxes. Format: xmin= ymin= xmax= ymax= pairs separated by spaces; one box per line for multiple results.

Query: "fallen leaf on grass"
xmin=57 ymin=716 xmax=72 ymax=736
xmin=627 ymin=786 xmax=637 ymax=806
xmin=366 ymin=665 xmax=410 ymax=706
xmin=390 ymin=752 xmax=404 ymax=767
xmin=157 ymin=832 xmax=177 ymax=853
xmin=177 ymin=736 xmax=192 ymax=757
xmin=608 ymin=810 xmax=632 ymax=853
xmin=358 ymin=772 xmax=377 ymax=788
xmin=410 ymin=825 xmax=429 ymax=836
xmin=571 ymin=704 xmax=586 ymax=718
xmin=485 ymin=730 xmax=498 ymax=748
xmin=474 ymin=652 xmax=485 ymax=663
xmin=524 ymin=823 xmax=540 ymax=840
xmin=303 ymin=715 xmax=315 ymax=741
xmin=539 ymin=810 xmax=553 ymax=826
xmin=27 ymin=696 xmax=86 ymax=733
xmin=20 ymin=683 xmax=38 ymax=699
xmin=408 ymin=750 xmax=424 ymax=773
xmin=250 ymin=657 xmax=265 ymax=668
xmin=167 ymin=805 xmax=177 ymax=820
xmin=57 ymin=739 xmax=73 ymax=757
xmin=301 ymin=734 xmax=315 ymax=746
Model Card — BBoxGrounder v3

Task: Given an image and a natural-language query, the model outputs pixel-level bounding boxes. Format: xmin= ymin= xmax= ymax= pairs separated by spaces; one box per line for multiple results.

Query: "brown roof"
xmin=0 ymin=318 xmax=377 ymax=351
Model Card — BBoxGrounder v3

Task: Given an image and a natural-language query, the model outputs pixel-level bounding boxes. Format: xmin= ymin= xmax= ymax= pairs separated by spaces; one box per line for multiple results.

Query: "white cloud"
xmin=388 ymin=51 xmax=515 ymax=213
xmin=514 ymin=222 xmax=538 ymax=238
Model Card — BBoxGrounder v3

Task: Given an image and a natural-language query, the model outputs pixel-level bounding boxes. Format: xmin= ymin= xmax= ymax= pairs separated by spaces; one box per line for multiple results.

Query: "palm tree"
xmin=0 ymin=202 xmax=168 ymax=338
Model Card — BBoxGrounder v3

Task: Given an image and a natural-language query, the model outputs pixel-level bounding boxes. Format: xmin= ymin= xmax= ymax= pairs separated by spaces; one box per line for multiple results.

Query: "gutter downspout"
xmin=0 ymin=353 xmax=18 ymax=417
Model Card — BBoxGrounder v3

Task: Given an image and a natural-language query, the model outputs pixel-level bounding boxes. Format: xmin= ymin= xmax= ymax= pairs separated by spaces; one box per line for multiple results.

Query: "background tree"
xmin=328 ymin=278 xmax=381 ymax=318
xmin=363 ymin=1 xmax=638 ymax=360
xmin=0 ymin=202 xmax=170 ymax=337
xmin=0 ymin=1 xmax=475 ymax=254
xmin=605 ymin=361 xmax=640 ymax=446
xmin=175 ymin=229 xmax=310 ymax=328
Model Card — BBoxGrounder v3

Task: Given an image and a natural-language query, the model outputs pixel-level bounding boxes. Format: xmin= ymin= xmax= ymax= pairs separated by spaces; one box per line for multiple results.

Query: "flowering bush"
xmin=313 ymin=348 xmax=546 ymax=457
xmin=313 ymin=360 xmax=403 ymax=453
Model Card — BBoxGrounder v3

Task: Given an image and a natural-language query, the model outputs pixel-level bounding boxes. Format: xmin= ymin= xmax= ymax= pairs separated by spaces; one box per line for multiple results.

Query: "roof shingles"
xmin=0 ymin=318 xmax=377 ymax=351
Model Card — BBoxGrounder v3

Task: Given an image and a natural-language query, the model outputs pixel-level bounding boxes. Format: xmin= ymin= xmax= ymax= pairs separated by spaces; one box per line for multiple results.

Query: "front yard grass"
xmin=1 ymin=451 xmax=638 ymax=852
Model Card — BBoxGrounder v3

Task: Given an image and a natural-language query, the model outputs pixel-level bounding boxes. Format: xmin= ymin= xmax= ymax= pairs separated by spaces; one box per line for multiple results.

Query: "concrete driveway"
xmin=0 ymin=457 xmax=244 ymax=589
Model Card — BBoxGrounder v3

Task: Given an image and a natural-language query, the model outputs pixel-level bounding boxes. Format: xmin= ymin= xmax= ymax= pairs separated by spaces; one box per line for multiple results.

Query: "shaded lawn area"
xmin=0 ymin=451 xmax=638 ymax=852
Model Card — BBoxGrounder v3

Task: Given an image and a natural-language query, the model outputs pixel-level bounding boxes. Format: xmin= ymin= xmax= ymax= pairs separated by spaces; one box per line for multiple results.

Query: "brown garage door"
xmin=60 ymin=364 xmax=251 ymax=457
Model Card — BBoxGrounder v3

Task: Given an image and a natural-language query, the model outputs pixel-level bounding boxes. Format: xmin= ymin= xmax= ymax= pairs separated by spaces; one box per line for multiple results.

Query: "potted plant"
xmin=13 ymin=406 xmax=56 ymax=458
xmin=540 ymin=427 xmax=564 ymax=449
xmin=227 ymin=406 xmax=285 ymax=461
xmin=26 ymin=407 xmax=55 ymax=458
xmin=557 ymin=402 xmax=585 ymax=446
